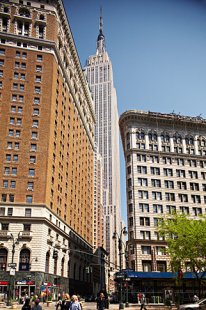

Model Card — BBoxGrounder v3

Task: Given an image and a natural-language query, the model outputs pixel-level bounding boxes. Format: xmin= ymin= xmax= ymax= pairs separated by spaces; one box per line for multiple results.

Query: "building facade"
xmin=119 ymin=110 xmax=206 ymax=273
xmin=84 ymin=14 xmax=121 ymax=269
xmin=0 ymin=0 xmax=96 ymax=299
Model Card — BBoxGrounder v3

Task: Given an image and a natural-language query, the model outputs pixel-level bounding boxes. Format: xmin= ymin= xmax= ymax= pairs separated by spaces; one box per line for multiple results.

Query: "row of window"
xmin=128 ymin=203 xmax=204 ymax=215
xmin=133 ymin=154 xmax=206 ymax=167
xmin=1 ymin=193 xmax=33 ymax=203
xmin=135 ymin=165 xmax=206 ymax=179
xmin=3 ymin=180 xmax=34 ymax=190
xmin=4 ymin=167 xmax=35 ymax=176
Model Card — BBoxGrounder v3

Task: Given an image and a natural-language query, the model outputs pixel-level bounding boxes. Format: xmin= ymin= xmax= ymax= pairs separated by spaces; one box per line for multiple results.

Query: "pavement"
xmin=2 ymin=301 xmax=177 ymax=310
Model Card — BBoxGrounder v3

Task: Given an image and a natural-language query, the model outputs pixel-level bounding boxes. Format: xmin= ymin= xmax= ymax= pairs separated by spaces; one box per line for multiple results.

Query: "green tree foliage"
xmin=158 ymin=213 xmax=206 ymax=279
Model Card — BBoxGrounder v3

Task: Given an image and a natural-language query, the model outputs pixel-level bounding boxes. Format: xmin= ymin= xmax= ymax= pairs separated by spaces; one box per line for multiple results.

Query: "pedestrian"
xmin=31 ymin=299 xmax=42 ymax=310
xmin=140 ymin=293 xmax=147 ymax=310
xmin=70 ymin=295 xmax=81 ymax=310
xmin=97 ymin=292 xmax=106 ymax=310
xmin=22 ymin=297 xmax=31 ymax=310
xmin=193 ymin=295 xmax=199 ymax=303
xmin=61 ymin=294 xmax=71 ymax=310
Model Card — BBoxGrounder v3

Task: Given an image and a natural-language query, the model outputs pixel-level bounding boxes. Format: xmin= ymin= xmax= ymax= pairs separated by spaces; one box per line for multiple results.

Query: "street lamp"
xmin=112 ymin=227 xmax=128 ymax=310
xmin=7 ymin=232 xmax=20 ymax=306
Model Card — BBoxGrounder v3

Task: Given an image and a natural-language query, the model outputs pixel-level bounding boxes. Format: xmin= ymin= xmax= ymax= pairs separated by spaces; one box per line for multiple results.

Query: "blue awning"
xmin=116 ymin=271 xmax=206 ymax=279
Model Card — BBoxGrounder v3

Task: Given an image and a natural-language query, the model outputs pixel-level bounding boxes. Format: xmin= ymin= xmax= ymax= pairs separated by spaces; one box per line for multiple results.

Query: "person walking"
xmin=22 ymin=297 xmax=31 ymax=310
xmin=69 ymin=295 xmax=81 ymax=310
xmin=97 ymin=292 xmax=106 ymax=310
xmin=31 ymin=299 xmax=42 ymax=310
xmin=140 ymin=293 xmax=147 ymax=310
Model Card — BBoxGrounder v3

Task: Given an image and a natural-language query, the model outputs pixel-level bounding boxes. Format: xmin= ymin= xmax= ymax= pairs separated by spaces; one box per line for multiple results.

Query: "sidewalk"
xmin=3 ymin=302 xmax=177 ymax=310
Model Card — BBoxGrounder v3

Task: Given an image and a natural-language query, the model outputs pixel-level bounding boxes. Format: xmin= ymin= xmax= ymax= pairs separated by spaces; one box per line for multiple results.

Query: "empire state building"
xmin=84 ymin=14 xmax=121 ymax=266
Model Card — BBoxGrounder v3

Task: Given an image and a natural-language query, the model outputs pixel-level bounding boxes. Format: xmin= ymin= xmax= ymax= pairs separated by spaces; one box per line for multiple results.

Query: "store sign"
xmin=0 ymin=281 xmax=8 ymax=285
xmin=16 ymin=280 xmax=34 ymax=285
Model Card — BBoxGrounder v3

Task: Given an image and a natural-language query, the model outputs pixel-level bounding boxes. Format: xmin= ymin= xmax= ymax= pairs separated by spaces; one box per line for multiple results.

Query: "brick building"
xmin=0 ymin=0 xmax=96 ymax=299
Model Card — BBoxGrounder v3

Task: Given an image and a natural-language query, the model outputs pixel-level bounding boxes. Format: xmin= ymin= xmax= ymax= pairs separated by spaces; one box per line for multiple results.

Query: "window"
xmin=35 ymin=87 xmax=41 ymax=94
xmin=14 ymin=142 xmax=19 ymax=149
xmin=31 ymin=132 xmax=38 ymax=139
xmin=152 ymin=191 xmax=162 ymax=200
xmin=6 ymin=154 xmax=11 ymax=162
xmin=166 ymin=205 xmax=176 ymax=214
xmin=37 ymin=55 xmax=43 ymax=61
xmin=21 ymin=63 xmax=26 ymax=69
xmin=20 ymin=73 xmax=25 ymax=80
xmin=142 ymin=246 xmax=151 ymax=255
xmin=139 ymin=203 xmax=149 ymax=212
xmin=25 ymin=208 xmax=32 ymax=217
xmin=165 ymin=180 xmax=174 ymax=189
xmin=16 ymin=118 xmax=22 ymax=126
xmin=4 ymin=167 xmax=9 ymax=175
xmin=191 ymin=195 xmax=201 ymax=204
xmin=177 ymin=181 xmax=187 ymax=190
xmin=129 ymin=217 xmax=133 ymax=227
xmin=165 ymin=192 xmax=175 ymax=201
xmin=30 ymin=144 xmax=37 ymax=151
xmin=36 ymin=65 xmax=42 ymax=72
xmin=189 ymin=170 xmax=198 ymax=179
xmin=16 ymin=130 xmax=21 ymax=137
xmin=18 ymin=107 xmax=23 ymax=114
xmin=8 ymin=129 xmax=14 ymax=136
xmin=12 ymin=168 xmax=17 ymax=175
xmin=192 ymin=207 xmax=202 ymax=216
xmin=33 ymin=109 xmax=39 ymax=116
xmin=9 ymin=194 xmax=14 ymax=202
xmin=27 ymin=182 xmax=34 ymax=190
xmin=10 ymin=181 xmax=16 ymax=188
xmin=7 ymin=142 xmax=12 ymax=149
xmin=151 ymin=179 xmax=161 ymax=187
xmin=153 ymin=204 xmax=163 ymax=213
xmin=140 ymin=231 xmax=151 ymax=240
xmin=180 ymin=206 xmax=189 ymax=214
xmin=34 ymin=97 xmax=40 ymax=104
xmin=12 ymin=94 xmax=17 ymax=101
xmin=128 ymin=191 xmax=132 ymax=199
xmin=163 ymin=157 xmax=172 ymax=164
xmin=138 ymin=178 xmax=148 ymax=186
xmin=190 ymin=183 xmax=199 ymax=191
xmin=0 ymin=70 xmax=3 ymax=77
xmin=179 ymin=194 xmax=188 ymax=202
xmin=142 ymin=261 xmax=152 ymax=272
xmin=3 ymin=180 xmax=8 ymax=188
xmin=0 ymin=59 xmax=4 ymax=66
xmin=176 ymin=169 xmax=186 ymax=178
xmin=35 ymin=76 xmax=41 ymax=83
xmin=163 ymin=168 xmax=173 ymax=176
xmin=154 ymin=217 xmax=161 ymax=227
xmin=13 ymin=155 xmax=18 ymax=162
xmin=20 ymin=84 xmax=25 ymax=91
xmin=32 ymin=120 xmax=39 ymax=127
xmin=26 ymin=195 xmax=33 ymax=203
xmin=29 ymin=156 xmax=36 ymax=163
xmin=137 ymin=154 xmax=146 ymax=162
xmin=29 ymin=169 xmax=35 ymax=176
xmin=1 ymin=195 xmax=7 ymax=202
xmin=151 ymin=167 xmax=160 ymax=175
xmin=0 ymin=49 xmax=5 ymax=55
xmin=137 ymin=166 xmax=147 ymax=174
xmin=11 ymin=106 xmax=16 ymax=113
xmin=138 ymin=190 xmax=149 ymax=199
xmin=140 ymin=217 xmax=150 ymax=226
xmin=8 ymin=208 xmax=13 ymax=216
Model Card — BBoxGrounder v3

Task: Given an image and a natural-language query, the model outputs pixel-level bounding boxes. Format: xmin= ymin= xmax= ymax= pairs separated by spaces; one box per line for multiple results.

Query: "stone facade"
xmin=119 ymin=110 xmax=206 ymax=272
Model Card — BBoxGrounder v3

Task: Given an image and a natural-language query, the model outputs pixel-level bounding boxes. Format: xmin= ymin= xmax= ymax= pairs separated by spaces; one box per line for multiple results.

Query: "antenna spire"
xmin=96 ymin=6 xmax=105 ymax=55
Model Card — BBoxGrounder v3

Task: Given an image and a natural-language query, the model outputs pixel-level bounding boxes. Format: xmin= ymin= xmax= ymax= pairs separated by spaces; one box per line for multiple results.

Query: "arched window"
xmin=148 ymin=132 xmax=157 ymax=142
xmin=185 ymin=136 xmax=194 ymax=145
xmin=39 ymin=14 xmax=45 ymax=21
xmin=0 ymin=248 xmax=7 ymax=271
xmin=19 ymin=248 xmax=30 ymax=271
xmin=61 ymin=257 xmax=64 ymax=277
xmin=173 ymin=134 xmax=182 ymax=144
xmin=45 ymin=251 xmax=50 ymax=273
xmin=136 ymin=132 xmax=145 ymax=140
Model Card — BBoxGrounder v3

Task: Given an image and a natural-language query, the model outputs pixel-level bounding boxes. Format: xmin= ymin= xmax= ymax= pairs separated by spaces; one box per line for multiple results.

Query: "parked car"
xmin=179 ymin=298 xmax=206 ymax=310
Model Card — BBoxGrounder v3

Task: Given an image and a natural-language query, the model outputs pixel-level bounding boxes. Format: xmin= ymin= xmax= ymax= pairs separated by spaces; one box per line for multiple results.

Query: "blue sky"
xmin=64 ymin=0 xmax=206 ymax=222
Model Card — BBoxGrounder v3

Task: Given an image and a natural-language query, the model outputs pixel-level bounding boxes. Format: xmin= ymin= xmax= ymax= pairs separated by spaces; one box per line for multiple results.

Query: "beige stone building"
xmin=0 ymin=0 xmax=96 ymax=298
xmin=119 ymin=110 xmax=206 ymax=272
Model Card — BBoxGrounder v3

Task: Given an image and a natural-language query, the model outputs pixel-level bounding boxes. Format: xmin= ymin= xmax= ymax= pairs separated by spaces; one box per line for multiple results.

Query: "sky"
xmin=64 ymin=0 xmax=206 ymax=223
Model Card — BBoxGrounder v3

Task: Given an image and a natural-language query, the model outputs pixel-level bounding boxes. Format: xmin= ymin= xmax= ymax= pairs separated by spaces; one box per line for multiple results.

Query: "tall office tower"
xmin=84 ymin=15 xmax=121 ymax=266
xmin=0 ymin=0 xmax=95 ymax=298
xmin=120 ymin=110 xmax=206 ymax=272
xmin=93 ymin=144 xmax=104 ymax=249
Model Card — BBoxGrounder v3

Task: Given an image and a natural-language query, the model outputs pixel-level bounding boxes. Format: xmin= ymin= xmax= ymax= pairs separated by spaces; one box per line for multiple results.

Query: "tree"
xmin=158 ymin=213 xmax=206 ymax=283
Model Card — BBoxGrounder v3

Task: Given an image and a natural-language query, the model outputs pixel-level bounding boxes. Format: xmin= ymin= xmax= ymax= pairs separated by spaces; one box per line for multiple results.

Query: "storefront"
xmin=114 ymin=271 xmax=206 ymax=304
xmin=15 ymin=280 xmax=35 ymax=299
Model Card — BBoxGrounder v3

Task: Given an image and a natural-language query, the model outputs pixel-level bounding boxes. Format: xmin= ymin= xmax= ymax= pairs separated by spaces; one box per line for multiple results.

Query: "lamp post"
xmin=7 ymin=233 xmax=20 ymax=306
xmin=113 ymin=227 xmax=128 ymax=310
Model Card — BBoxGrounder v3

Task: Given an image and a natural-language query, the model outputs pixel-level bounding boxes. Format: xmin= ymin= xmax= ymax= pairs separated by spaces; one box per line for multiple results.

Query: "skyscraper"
xmin=84 ymin=13 xmax=121 ymax=267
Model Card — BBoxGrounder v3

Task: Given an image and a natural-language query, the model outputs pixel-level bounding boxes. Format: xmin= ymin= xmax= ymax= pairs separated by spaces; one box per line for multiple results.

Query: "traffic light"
xmin=53 ymin=250 xmax=58 ymax=259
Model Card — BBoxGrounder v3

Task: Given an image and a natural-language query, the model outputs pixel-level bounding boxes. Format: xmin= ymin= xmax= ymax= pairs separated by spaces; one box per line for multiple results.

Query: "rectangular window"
xmin=0 ymin=70 xmax=3 ymax=77
xmin=139 ymin=203 xmax=149 ymax=212
xmin=37 ymin=55 xmax=43 ymax=61
xmin=36 ymin=65 xmax=42 ymax=72
xmin=163 ymin=168 xmax=173 ymax=176
xmin=26 ymin=195 xmax=33 ymax=203
xmin=151 ymin=179 xmax=161 ymax=187
xmin=0 ymin=49 xmax=5 ymax=55
xmin=32 ymin=120 xmax=39 ymax=127
xmin=29 ymin=156 xmax=36 ymax=163
xmin=8 ymin=208 xmax=13 ymax=216
xmin=4 ymin=167 xmax=10 ymax=175
xmin=180 ymin=206 xmax=189 ymax=214
xmin=33 ymin=109 xmax=39 ymax=116
xmin=151 ymin=167 xmax=160 ymax=175
xmin=10 ymin=181 xmax=16 ymax=188
xmin=164 ymin=180 xmax=174 ymax=189
xmin=140 ymin=217 xmax=150 ymax=226
xmin=137 ymin=166 xmax=147 ymax=174
xmin=152 ymin=191 xmax=162 ymax=200
xmin=12 ymin=168 xmax=17 ymax=175
xmin=140 ymin=231 xmax=151 ymax=240
xmin=177 ymin=181 xmax=187 ymax=190
xmin=3 ymin=180 xmax=8 ymax=188
xmin=31 ymin=132 xmax=38 ymax=139
xmin=25 ymin=209 xmax=32 ymax=217
xmin=153 ymin=204 xmax=163 ymax=213
xmin=13 ymin=155 xmax=18 ymax=162
xmin=30 ymin=144 xmax=37 ymax=151
xmin=35 ymin=76 xmax=41 ymax=83
xmin=29 ymin=169 xmax=35 ymax=176
xmin=165 ymin=192 xmax=175 ymax=201
xmin=6 ymin=154 xmax=11 ymax=162
xmin=0 ymin=59 xmax=4 ymax=66
xmin=34 ymin=97 xmax=40 ymax=104
xmin=166 ymin=205 xmax=176 ymax=214
xmin=176 ymin=169 xmax=186 ymax=178
xmin=141 ymin=246 xmax=151 ymax=255
xmin=27 ymin=182 xmax=34 ymax=190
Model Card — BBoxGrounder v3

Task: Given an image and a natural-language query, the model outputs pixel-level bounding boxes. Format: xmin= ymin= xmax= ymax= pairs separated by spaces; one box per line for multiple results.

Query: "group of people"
xmin=21 ymin=293 xmax=83 ymax=310
xmin=56 ymin=293 xmax=82 ymax=310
